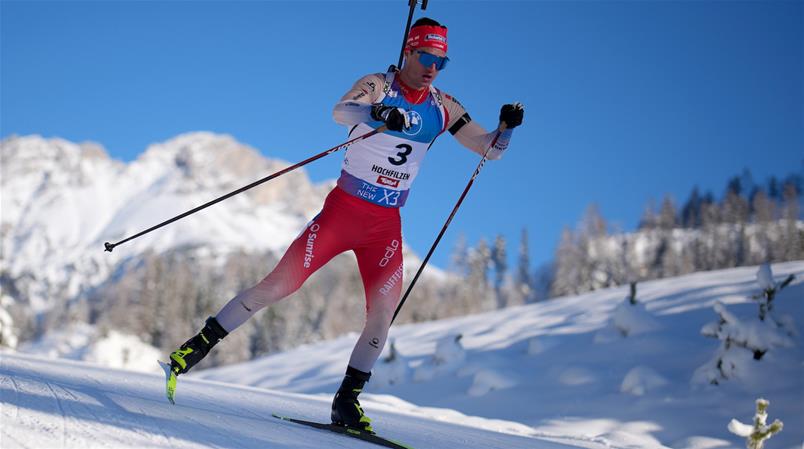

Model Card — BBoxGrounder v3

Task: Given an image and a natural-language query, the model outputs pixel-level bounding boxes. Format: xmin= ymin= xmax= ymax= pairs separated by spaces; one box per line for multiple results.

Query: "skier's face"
xmin=403 ymin=46 xmax=446 ymax=89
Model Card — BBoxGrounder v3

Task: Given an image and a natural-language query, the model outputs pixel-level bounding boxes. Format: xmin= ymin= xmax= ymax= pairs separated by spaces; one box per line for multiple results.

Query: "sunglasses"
xmin=415 ymin=50 xmax=449 ymax=71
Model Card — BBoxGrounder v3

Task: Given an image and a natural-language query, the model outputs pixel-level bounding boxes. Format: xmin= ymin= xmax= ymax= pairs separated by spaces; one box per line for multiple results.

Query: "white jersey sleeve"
xmin=332 ymin=74 xmax=386 ymax=127
xmin=440 ymin=92 xmax=512 ymax=160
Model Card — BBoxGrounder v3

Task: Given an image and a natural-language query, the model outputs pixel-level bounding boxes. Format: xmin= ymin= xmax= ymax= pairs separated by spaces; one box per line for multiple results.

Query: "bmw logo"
xmin=402 ymin=111 xmax=423 ymax=136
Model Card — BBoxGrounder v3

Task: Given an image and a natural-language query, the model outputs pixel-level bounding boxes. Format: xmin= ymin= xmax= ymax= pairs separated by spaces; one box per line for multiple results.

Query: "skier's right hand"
xmin=371 ymin=104 xmax=411 ymax=132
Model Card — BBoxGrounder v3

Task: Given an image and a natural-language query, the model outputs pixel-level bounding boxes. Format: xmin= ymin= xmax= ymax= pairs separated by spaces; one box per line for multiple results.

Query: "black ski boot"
xmin=169 ymin=316 xmax=228 ymax=375
xmin=331 ymin=366 xmax=374 ymax=433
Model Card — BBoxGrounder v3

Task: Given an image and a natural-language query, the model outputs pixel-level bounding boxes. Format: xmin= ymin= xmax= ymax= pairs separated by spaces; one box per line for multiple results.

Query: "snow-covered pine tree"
xmin=638 ymin=198 xmax=658 ymax=230
xmin=751 ymin=190 xmax=777 ymax=262
xmin=699 ymin=194 xmax=721 ymax=271
xmin=468 ymin=238 xmax=495 ymax=311
xmin=728 ymin=398 xmax=784 ymax=449
xmin=450 ymin=233 xmax=469 ymax=275
xmin=752 ymin=263 xmax=795 ymax=324
xmin=551 ymin=227 xmax=582 ymax=297
xmin=681 ymin=186 xmax=702 ymax=228
xmin=516 ymin=228 xmax=534 ymax=303
xmin=780 ymin=183 xmax=801 ymax=262
xmin=579 ymin=204 xmax=612 ymax=291
xmin=0 ymin=293 xmax=18 ymax=348
xmin=722 ymin=189 xmax=750 ymax=268
xmin=658 ymin=195 xmax=679 ymax=231
xmin=694 ymin=264 xmax=797 ymax=384
xmin=490 ymin=234 xmax=507 ymax=308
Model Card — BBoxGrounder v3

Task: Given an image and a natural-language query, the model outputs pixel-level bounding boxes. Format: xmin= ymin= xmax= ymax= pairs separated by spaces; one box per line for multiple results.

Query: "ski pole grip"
xmin=104 ymin=242 xmax=115 ymax=252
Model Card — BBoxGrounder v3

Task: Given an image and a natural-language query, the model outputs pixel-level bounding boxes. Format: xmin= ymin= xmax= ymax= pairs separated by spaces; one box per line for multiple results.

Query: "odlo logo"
xmin=303 ymin=223 xmax=320 ymax=269
xmin=379 ymin=239 xmax=400 ymax=267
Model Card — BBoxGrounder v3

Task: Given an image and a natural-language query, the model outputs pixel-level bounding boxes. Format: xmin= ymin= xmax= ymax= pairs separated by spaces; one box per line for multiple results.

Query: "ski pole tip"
xmin=104 ymin=242 xmax=115 ymax=253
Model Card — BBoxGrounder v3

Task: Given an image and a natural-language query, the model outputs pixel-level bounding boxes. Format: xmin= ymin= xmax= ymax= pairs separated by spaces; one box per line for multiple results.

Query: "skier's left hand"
xmin=499 ymin=103 xmax=524 ymax=129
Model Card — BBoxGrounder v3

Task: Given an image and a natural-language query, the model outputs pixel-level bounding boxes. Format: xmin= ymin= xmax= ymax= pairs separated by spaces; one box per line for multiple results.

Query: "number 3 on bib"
xmin=388 ymin=144 xmax=413 ymax=166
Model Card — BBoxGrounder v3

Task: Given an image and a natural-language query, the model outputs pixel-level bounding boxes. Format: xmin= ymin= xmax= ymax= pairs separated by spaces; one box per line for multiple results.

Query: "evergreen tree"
xmin=532 ymin=262 xmax=555 ymax=302
xmin=490 ymin=234 xmax=508 ymax=308
xmin=516 ymin=228 xmax=534 ymax=302
xmin=649 ymin=196 xmax=678 ymax=278
xmin=551 ymin=228 xmax=582 ymax=297
xmin=751 ymin=190 xmax=776 ymax=261
xmin=739 ymin=168 xmax=755 ymax=199
xmin=722 ymin=190 xmax=750 ymax=224
xmin=470 ymin=238 xmax=494 ymax=310
xmin=723 ymin=191 xmax=750 ymax=267
xmin=767 ymin=176 xmax=780 ymax=201
xmin=658 ymin=195 xmax=678 ymax=230
xmin=782 ymin=173 xmax=802 ymax=198
xmin=781 ymin=183 xmax=802 ymax=261
xmin=681 ymin=187 xmax=702 ymax=228
xmin=578 ymin=204 xmax=611 ymax=291
xmin=638 ymin=199 xmax=658 ymax=230
xmin=581 ymin=203 xmax=607 ymax=237
xmin=728 ymin=399 xmax=784 ymax=449
xmin=445 ymin=238 xmax=494 ymax=316
xmin=700 ymin=192 xmax=720 ymax=226
xmin=726 ymin=175 xmax=743 ymax=197
xmin=450 ymin=234 xmax=469 ymax=276
xmin=751 ymin=190 xmax=776 ymax=223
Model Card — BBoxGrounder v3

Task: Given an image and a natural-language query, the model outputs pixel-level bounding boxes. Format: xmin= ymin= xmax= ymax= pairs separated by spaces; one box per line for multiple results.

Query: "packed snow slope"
xmin=199 ymin=262 xmax=804 ymax=449
xmin=1 ymin=352 xmax=581 ymax=449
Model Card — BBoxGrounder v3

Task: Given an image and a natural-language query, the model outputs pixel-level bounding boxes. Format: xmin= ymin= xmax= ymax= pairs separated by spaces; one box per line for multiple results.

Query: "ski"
xmin=158 ymin=360 xmax=177 ymax=405
xmin=271 ymin=413 xmax=414 ymax=449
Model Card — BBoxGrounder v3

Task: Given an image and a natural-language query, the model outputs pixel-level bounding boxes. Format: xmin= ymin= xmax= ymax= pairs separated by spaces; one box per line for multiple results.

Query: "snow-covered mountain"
xmin=1 ymin=133 xmax=331 ymax=313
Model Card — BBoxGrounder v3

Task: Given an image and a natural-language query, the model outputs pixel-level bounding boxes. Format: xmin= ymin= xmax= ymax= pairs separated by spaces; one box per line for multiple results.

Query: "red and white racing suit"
xmin=215 ymin=70 xmax=513 ymax=372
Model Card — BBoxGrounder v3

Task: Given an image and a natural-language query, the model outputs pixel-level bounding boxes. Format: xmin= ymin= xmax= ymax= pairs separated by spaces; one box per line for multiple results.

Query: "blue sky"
xmin=2 ymin=1 xmax=802 ymax=272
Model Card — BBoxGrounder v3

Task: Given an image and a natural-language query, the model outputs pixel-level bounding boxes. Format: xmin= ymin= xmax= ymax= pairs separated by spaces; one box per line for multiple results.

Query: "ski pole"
xmin=396 ymin=0 xmax=428 ymax=70
xmin=104 ymin=126 xmax=386 ymax=253
xmin=391 ymin=124 xmax=507 ymax=325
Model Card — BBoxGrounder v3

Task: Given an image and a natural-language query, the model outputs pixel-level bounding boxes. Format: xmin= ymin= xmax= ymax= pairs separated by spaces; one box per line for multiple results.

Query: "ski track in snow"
xmin=43 ymin=382 xmax=69 ymax=449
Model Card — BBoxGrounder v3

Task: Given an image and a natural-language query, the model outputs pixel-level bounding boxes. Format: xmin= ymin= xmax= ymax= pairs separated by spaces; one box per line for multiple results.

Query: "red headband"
xmin=406 ymin=25 xmax=448 ymax=53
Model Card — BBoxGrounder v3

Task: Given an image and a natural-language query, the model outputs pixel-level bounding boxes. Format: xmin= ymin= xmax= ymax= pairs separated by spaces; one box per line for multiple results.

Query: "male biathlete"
xmin=166 ymin=17 xmax=524 ymax=433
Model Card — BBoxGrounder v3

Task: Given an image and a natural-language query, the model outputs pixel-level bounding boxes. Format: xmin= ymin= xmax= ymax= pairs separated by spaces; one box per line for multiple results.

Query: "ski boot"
xmin=161 ymin=316 xmax=228 ymax=404
xmin=331 ymin=366 xmax=374 ymax=433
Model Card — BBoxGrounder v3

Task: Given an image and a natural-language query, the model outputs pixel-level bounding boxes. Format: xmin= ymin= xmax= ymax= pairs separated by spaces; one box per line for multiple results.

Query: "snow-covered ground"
xmin=198 ymin=261 xmax=804 ymax=449
xmin=1 ymin=352 xmax=583 ymax=449
xmin=18 ymin=323 xmax=162 ymax=373
xmin=2 ymin=262 xmax=803 ymax=449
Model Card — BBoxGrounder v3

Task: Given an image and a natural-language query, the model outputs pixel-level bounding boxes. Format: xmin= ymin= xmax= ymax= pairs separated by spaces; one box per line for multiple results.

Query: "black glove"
xmin=371 ymin=104 xmax=411 ymax=132
xmin=499 ymin=102 xmax=524 ymax=129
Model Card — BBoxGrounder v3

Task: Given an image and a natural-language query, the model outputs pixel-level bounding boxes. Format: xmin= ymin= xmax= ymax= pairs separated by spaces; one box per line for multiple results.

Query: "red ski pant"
xmin=215 ymin=187 xmax=404 ymax=372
